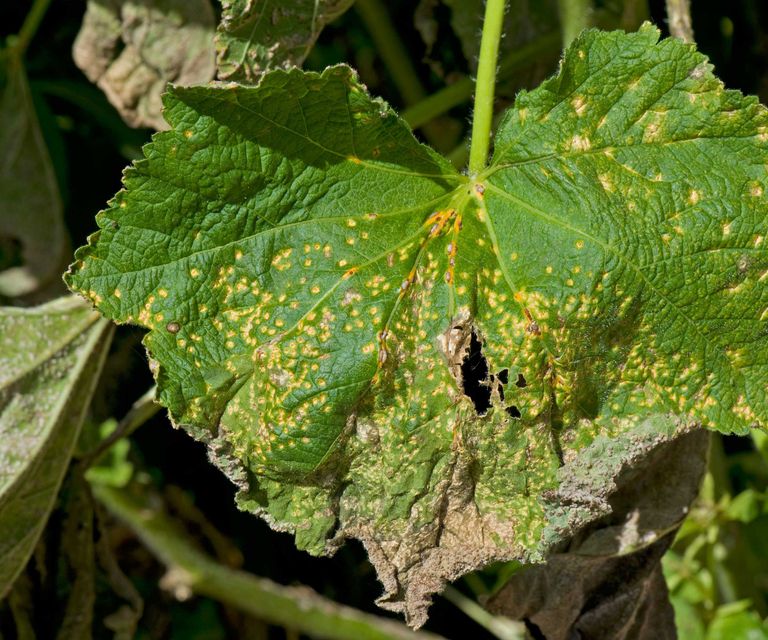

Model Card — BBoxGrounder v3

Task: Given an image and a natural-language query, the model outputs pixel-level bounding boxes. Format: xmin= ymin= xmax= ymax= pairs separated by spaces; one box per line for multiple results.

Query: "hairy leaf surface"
xmin=216 ymin=0 xmax=355 ymax=83
xmin=67 ymin=26 xmax=768 ymax=624
xmin=0 ymin=297 xmax=112 ymax=596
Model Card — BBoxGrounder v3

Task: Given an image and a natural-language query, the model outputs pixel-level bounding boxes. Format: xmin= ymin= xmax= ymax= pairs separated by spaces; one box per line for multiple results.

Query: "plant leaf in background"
xmin=215 ymin=0 xmax=356 ymax=83
xmin=0 ymin=54 xmax=67 ymax=299
xmin=66 ymin=26 xmax=768 ymax=624
xmin=416 ymin=0 xmax=557 ymax=73
xmin=0 ymin=296 xmax=112 ymax=597
xmin=73 ymin=0 xmax=216 ymax=130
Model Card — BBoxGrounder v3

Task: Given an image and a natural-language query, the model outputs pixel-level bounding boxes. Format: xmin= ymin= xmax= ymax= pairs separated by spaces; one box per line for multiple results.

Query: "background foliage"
xmin=1 ymin=1 xmax=768 ymax=638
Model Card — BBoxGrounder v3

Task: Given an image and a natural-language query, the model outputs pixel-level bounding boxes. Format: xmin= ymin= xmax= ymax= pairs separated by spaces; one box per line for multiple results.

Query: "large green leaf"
xmin=66 ymin=25 xmax=768 ymax=624
xmin=0 ymin=296 xmax=112 ymax=597
xmin=215 ymin=0 xmax=355 ymax=83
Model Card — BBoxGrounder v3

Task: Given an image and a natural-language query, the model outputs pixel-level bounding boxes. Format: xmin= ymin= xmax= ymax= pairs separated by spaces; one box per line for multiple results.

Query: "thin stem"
xmin=403 ymin=79 xmax=473 ymax=131
xmin=665 ymin=0 xmax=694 ymax=43
xmin=557 ymin=0 xmax=593 ymax=48
xmin=92 ymin=484 xmax=446 ymax=640
xmin=354 ymin=0 xmax=426 ymax=106
xmin=354 ymin=0 xmax=451 ymax=149
xmin=401 ymin=32 xmax=560 ymax=130
xmin=468 ymin=0 xmax=507 ymax=175
xmin=442 ymin=586 xmax=527 ymax=640
xmin=80 ymin=386 xmax=160 ymax=468
xmin=12 ymin=0 xmax=52 ymax=57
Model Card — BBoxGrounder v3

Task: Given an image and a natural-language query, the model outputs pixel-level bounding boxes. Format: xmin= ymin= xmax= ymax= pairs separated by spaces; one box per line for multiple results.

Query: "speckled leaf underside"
xmin=67 ymin=26 xmax=768 ymax=625
xmin=0 ymin=297 xmax=112 ymax=596
xmin=215 ymin=0 xmax=355 ymax=83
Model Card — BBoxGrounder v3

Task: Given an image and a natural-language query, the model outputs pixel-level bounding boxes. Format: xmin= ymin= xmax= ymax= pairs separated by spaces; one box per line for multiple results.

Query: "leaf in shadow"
xmin=0 ymin=56 xmax=67 ymax=298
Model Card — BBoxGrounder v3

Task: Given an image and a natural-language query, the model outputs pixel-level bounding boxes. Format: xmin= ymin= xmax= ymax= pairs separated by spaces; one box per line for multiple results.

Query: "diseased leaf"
xmin=73 ymin=0 xmax=216 ymax=130
xmin=487 ymin=420 xmax=710 ymax=640
xmin=0 ymin=54 xmax=67 ymax=298
xmin=66 ymin=26 xmax=768 ymax=625
xmin=0 ymin=297 xmax=112 ymax=597
xmin=215 ymin=0 xmax=355 ymax=83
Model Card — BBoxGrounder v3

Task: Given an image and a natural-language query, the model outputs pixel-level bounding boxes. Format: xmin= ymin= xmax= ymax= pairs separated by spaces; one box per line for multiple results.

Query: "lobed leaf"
xmin=67 ymin=26 xmax=768 ymax=624
xmin=0 ymin=296 xmax=112 ymax=597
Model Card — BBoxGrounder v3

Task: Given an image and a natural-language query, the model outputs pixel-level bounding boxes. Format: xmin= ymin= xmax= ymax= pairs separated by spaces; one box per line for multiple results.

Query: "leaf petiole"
xmin=10 ymin=0 xmax=51 ymax=58
xmin=468 ymin=0 xmax=506 ymax=175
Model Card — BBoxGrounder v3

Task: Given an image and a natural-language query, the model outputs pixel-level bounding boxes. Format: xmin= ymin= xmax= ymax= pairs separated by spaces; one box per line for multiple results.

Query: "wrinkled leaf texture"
xmin=66 ymin=25 xmax=768 ymax=624
xmin=216 ymin=0 xmax=356 ymax=83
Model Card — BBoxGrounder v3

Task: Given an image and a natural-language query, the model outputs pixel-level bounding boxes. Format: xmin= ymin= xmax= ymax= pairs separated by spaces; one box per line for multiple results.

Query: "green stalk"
xmin=442 ymin=586 xmax=527 ymax=640
xmin=557 ymin=0 xmax=592 ymax=48
xmin=11 ymin=0 xmax=52 ymax=57
xmin=354 ymin=0 xmax=426 ymax=106
xmin=355 ymin=0 xmax=453 ymax=148
xmin=402 ymin=32 xmax=560 ymax=130
xmin=93 ymin=484 xmax=445 ymax=640
xmin=468 ymin=0 xmax=507 ymax=175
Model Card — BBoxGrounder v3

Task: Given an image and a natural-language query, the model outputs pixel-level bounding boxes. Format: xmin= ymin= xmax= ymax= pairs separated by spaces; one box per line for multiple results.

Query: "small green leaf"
xmin=725 ymin=489 xmax=764 ymax=523
xmin=67 ymin=26 xmax=768 ymax=624
xmin=0 ymin=55 xmax=67 ymax=297
xmin=706 ymin=601 xmax=768 ymax=640
xmin=84 ymin=419 xmax=134 ymax=488
xmin=0 ymin=296 xmax=112 ymax=597
xmin=73 ymin=0 xmax=216 ymax=129
xmin=215 ymin=0 xmax=355 ymax=83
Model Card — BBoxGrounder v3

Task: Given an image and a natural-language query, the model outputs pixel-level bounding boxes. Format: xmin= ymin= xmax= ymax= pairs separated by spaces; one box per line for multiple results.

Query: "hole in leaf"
xmin=506 ymin=405 xmax=521 ymax=419
xmin=0 ymin=235 xmax=23 ymax=271
xmin=460 ymin=330 xmax=492 ymax=414
xmin=516 ymin=373 xmax=527 ymax=388
xmin=497 ymin=368 xmax=509 ymax=384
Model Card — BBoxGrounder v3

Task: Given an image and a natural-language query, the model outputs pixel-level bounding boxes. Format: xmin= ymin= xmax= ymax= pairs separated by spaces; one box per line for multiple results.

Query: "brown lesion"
xmin=437 ymin=309 xmax=474 ymax=384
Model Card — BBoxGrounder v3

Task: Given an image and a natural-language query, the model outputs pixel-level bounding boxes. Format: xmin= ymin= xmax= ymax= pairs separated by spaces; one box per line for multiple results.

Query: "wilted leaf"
xmin=215 ymin=0 xmax=355 ymax=83
xmin=73 ymin=0 xmax=216 ymax=130
xmin=0 ymin=296 xmax=112 ymax=597
xmin=487 ymin=419 xmax=709 ymax=639
xmin=0 ymin=54 xmax=67 ymax=298
xmin=67 ymin=26 xmax=768 ymax=624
